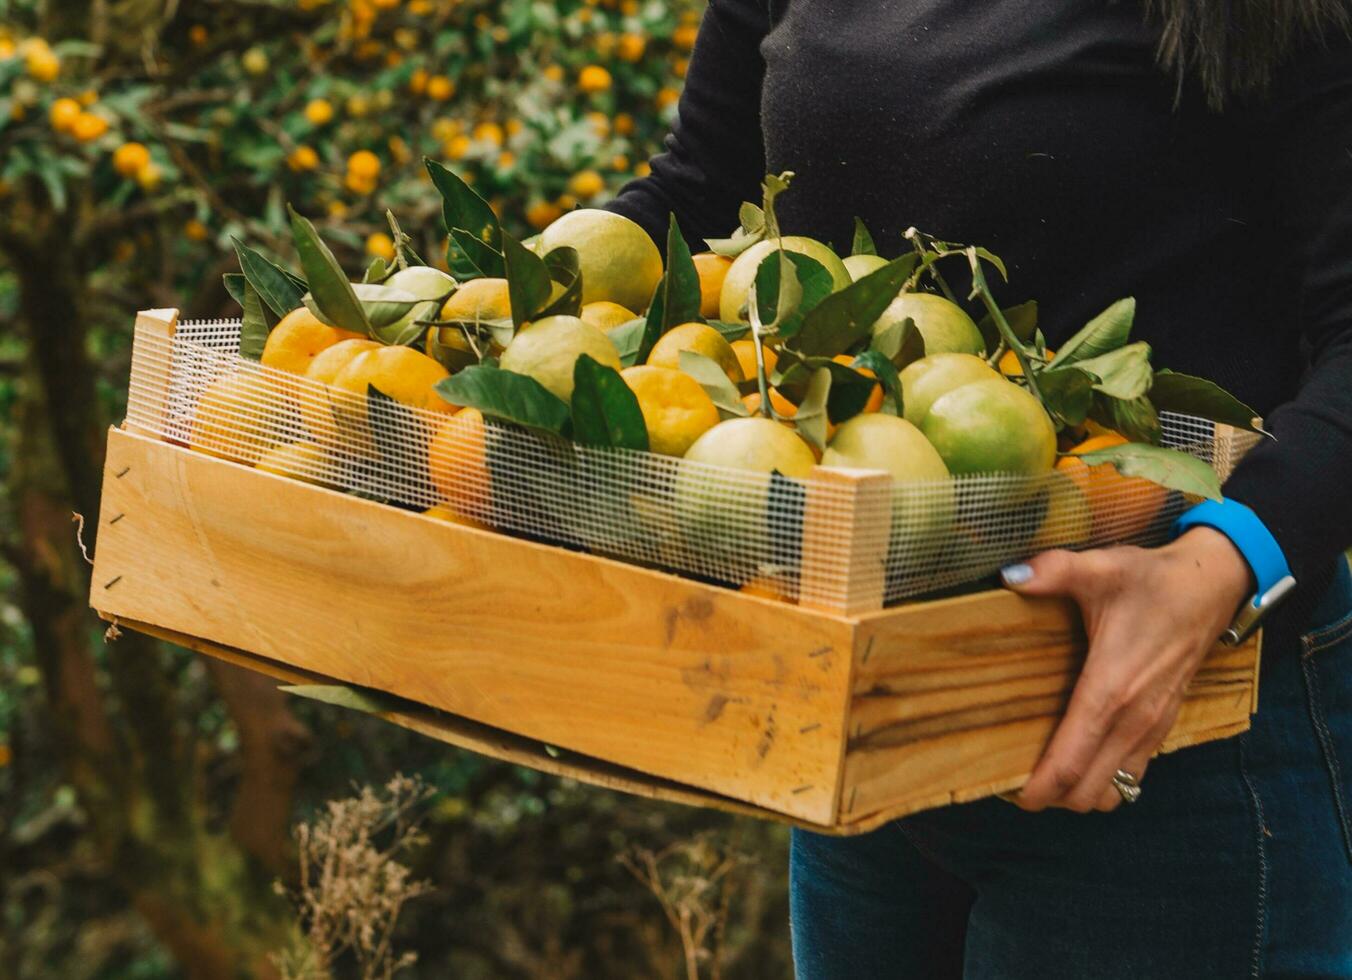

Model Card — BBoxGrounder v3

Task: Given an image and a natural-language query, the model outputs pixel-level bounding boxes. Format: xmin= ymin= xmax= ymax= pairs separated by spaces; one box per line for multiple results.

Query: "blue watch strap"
xmin=1173 ymin=499 xmax=1296 ymax=639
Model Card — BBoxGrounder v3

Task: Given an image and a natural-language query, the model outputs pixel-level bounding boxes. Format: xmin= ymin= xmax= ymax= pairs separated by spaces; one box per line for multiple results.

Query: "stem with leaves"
xmin=966 ymin=247 xmax=1043 ymax=404
xmin=904 ymin=227 xmax=959 ymax=303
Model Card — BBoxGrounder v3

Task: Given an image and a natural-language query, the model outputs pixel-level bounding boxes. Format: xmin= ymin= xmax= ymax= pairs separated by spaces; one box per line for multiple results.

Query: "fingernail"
xmin=1001 ymin=563 xmax=1034 ymax=586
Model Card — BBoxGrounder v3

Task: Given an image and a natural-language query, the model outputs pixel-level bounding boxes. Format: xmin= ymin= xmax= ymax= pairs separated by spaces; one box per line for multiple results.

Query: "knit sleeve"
xmin=606 ymin=0 xmax=771 ymax=248
xmin=1222 ymin=39 xmax=1352 ymax=584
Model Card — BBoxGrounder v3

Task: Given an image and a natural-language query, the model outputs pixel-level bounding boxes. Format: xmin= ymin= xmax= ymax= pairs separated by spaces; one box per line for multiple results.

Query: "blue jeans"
xmin=792 ymin=559 xmax=1352 ymax=979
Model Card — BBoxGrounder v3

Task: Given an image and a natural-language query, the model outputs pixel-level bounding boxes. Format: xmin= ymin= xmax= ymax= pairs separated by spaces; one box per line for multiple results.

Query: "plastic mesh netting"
xmin=124 ymin=317 xmax=1259 ymax=611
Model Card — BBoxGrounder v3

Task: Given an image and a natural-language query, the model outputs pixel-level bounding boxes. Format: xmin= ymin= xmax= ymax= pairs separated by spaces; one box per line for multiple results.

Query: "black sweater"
xmin=611 ymin=0 xmax=1352 ymax=592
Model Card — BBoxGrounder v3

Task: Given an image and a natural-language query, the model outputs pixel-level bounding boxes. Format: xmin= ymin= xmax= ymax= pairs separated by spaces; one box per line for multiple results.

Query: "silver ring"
xmin=1112 ymin=769 xmax=1142 ymax=805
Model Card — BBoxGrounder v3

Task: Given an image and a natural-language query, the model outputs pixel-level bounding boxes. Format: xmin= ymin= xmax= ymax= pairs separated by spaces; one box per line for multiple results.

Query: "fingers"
xmin=1001 ymin=549 xmax=1124 ymax=606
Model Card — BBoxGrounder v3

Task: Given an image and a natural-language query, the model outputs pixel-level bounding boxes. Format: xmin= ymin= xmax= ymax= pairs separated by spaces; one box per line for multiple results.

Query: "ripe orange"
xmin=999 ymin=347 xmax=1056 ymax=377
xmin=304 ymin=98 xmax=334 ymax=126
xmin=49 ymin=97 xmax=81 ymax=133
xmin=648 ymin=323 xmax=744 ymax=382
xmin=730 ymin=339 xmax=776 ymax=382
xmin=287 ymin=145 xmax=320 ymax=171
xmin=568 ymin=169 xmax=605 ymax=200
xmin=426 ymin=74 xmax=454 ymax=101
xmin=832 ymin=354 xmax=883 ymax=413
xmin=347 ymin=149 xmax=381 ymax=180
xmin=741 ymin=388 xmax=797 ymax=419
xmin=692 ymin=252 xmax=732 ymax=319
xmin=621 ymin=365 xmax=720 ymax=456
xmin=428 ymin=407 xmax=490 ymax=519
xmin=261 ymin=307 xmax=366 ymax=376
xmin=71 ymin=112 xmax=108 ymax=142
xmin=1056 ymin=432 xmax=1169 ymax=541
xmin=365 ymin=232 xmax=396 ymax=261
xmin=578 ymin=65 xmax=612 ymax=94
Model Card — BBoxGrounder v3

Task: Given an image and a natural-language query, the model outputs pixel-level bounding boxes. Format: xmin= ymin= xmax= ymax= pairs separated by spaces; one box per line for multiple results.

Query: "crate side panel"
xmin=839 ymin=591 xmax=1259 ymax=822
xmin=92 ymin=429 xmax=854 ymax=823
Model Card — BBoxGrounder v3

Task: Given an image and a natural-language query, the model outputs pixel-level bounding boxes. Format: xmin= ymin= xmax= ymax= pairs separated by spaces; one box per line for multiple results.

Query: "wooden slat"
xmin=91 ymin=428 xmax=855 ymax=824
xmin=838 ymin=588 xmax=1260 ymax=823
xmin=800 ymin=467 xmax=892 ymax=617
xmin=123 ymin=309 xmax=179 ymax=438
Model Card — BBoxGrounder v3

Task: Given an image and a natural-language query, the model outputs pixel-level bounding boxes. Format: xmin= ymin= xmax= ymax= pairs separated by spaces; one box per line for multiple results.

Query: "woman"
xmin=610 ymin=2 xmax=1352 ymax=976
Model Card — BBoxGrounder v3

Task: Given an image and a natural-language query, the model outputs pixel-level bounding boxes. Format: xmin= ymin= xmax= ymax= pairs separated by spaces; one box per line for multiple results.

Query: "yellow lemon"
xmin=580 ymin=301 xmax=637 ymax=332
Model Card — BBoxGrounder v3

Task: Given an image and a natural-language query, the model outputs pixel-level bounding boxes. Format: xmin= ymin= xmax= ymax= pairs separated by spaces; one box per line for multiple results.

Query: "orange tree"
xmin=0 ymin=1 xmax=704 ymax=977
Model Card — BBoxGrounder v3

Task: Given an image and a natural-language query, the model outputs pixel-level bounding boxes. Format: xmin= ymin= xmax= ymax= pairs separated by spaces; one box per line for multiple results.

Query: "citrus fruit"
xmin=873 ymin=292 xmax=985 ymax=356
xmin=261 ymin=307 xmax=366 ymax=376
xmin=300 ymin=338 xmax=380 ymax=441
xmin=621 ymin=365 xmax=720 ymax=456
xmin=920 ymin=378 xmax=1057 ymax=478
xmin=719 ymin=237 xmax=852 ymax=322
xmin=1056 ymin=432 xmax=1170 ymax=540
xmin=428 ymin=408 xmax=490 ymax=518
xmin=647 ymin=322 xmax=744 ymax=382
xmin=843 ymin=253 xmax=889 ymax=281
xmin=304 ymin=338 xmax=381 ymax=386
xmin=731 ymin=339 xmax=777 ymax=382
xmin=998 ymin=347 xmax=1055 ymax=377
xmin=439 ymin=276 xmax=510 ymax=322
xmin=740 ymin=571 xmax=796 ymax=603
xmin=741 ymin=387 xmax=797 ymax=419
xmin=190 ymin=371 xmax=286 ymax=465
xmin=49 ymin=97 xmax=80 ymax=132
xmin=580 ymin=300 xmax=637 ymax=331
xmin=692 ymin=252 xmax=733 ymax=319
xmin=1028 ymin=472 xmax=1093 ymax=553
xmin=498 ymin=314 xmax=621 ymax=401
xmin=304 ymin=98 xmax=334 ymax=126
xmin=899 ymin=353 xmax=999 ymax=427
xmin=578 ymin=64 xmax=612 ymax=93
xmin=683 ymin=416 xmax=816 ymax=477
xmin=537 ymin=209 xmax=662 ymax=312
xmin=255 ymin=440 xmax=329 ymax=485
xmin=332 ymin=345 xmax=455 ymax=414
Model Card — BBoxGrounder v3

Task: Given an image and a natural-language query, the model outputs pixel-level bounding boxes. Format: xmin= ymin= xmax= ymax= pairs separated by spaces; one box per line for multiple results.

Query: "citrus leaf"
xmin=1038 ymin=366 xmax=1098 ymax=427
xmin=851 ymin=217 xmax=877 ymax=256
xmin=658 ymin=213 xmax=703 ymax=329
xmin=288 ymin=204 xmax=370 ymax=334
xmin=679 ymin=350 xmax=749 ymax=420
xmin=869 ymin=316 xmax=926 ymax=368
xmin=233 ymin=238 xmax=306 ymax=317
xmin=1090 ymin=392 xmax=1161 ymax=445
xmin=776 ymin=253 xmax=836 ymax=339
xmin=752 ymin=248 xmax=802 ymax=329
xmin=427 ymin=158 xmax=501 ymax=250
xmin=502 ymin=230 xmax=551 ymax=329
xmin=538 ymin=246 xmax=582 ymax=318
xmin=851 ymin=350 xmax=902 ymax=416
xmin=239 ymin=282 xmax=269 ymax=361
xmin=774 ymin=353 xmax=876 ymax=423
xmin=976 ymin=300 xmax=1037 ymax=354
xmin=791 ymin=254 xmax=917 ymax=357
xmin=792 ymin=367 xmax=833 ymax=454
xmin=708 ymin=320 xmax=752 ymax=343
xmin=1150 ymin=370 xmax=1268 ymax=435
xmin=451 ymin=228 xmax=506 ymax=279
xmin=1075 ymin=443 xmax=1221 ymax=501
xmin=1071 ymin=341 xmax=1154 ymax=401
xmin=608 ymin=317 xmax=648 ymax=367
xmin=570 ymin=355 xmax=649 ymax=451
xmin=435 ymin=364 xmax=570 ymax=436
xmin=1048 ymin=298 xmax=1136 ymax=368
xmin=760 ymin=171 xmax=793 ymax=240
xmin=639 ymin=283 xmax=666 ymax=364
xmin=705 ymin=205 xmax=766 ymax=258
xmin=362 ymin=256 xmax=388 ymax=284
xmin=223 ymin=272 xmax=248 ymax=309
xmin=279 ymin=684 xmax=405 ymax=715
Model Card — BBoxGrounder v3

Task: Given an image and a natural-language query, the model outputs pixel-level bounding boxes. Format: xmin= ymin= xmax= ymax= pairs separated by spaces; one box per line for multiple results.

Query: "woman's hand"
xmin=1000 ymin=527 xmax=1253 ymax=812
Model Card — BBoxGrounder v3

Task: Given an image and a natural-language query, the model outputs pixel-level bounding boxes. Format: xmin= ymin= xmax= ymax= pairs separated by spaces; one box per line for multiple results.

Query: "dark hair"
xmin=1147 ymin=0 xmax=1352 ymax=107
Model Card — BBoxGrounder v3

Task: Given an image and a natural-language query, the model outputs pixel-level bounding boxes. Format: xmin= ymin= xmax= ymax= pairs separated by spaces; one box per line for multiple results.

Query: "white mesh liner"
xmin=127 ymin=319 xmax=1259 ymax=609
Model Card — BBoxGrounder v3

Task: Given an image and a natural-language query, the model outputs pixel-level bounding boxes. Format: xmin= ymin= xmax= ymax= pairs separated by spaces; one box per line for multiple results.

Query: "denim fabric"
xmin=791 ymin=559 xmax=1352 ymax=979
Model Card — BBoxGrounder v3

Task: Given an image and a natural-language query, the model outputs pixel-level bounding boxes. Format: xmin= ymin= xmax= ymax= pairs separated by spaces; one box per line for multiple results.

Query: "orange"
xmin=526 ymin=199 xmax=562 ymax=230
xmin=347 ymin=149 xmax=381 ymax=180
xmin=741 ymin=388 xmax=797 ymax=419
xmin=730 ymin=339 xmax=776 ymax=382
xmin=49 ymin=97 xmax=81 ymax=132
xmin=692 ymin=252 xmax=732 ymax=319
xmin=740 ymin=572 xmax=796 ymax=603
xmin=832 ymin=355 xmax=883 ymax=413
xmin=261 ymin=307 xmax=366 ymax=376
xmin=287 ymin=145 xmax=320 ymax=171
xmin=332 ymin=345 xmax=455 ymax=415
xmin=1056 ymin=433 xmax=1169 ymax=541
xmin=999 ymin=347 xmax=1055 ymax=377
xmin=616 ymin=33 xmax=646 ymax=61
xmin=580 ymin=301 xmax=637 ymax=332
xmin=428 ymin=407 xmax=490 ymax=519
xmin=568 ymin=169 xmax=605 ymax=199
xmin=190 ymin=371 xmax=287 ymax=465
xmin=426 ymin=74 xmax=454 ymax=101
xmin=304 ymin=98 xmax=334 ymax=126
xmin=648 ymin=323 xmax=744 ymax=382
xmin=622 ymin=365 xmax=720 ymax=456
xmin=578 ymin=65 xmax=612 ymax=94
xmin=70 ymin=112 xmax=108 ymax=141
xmin=365 ymin=232 xmax=395 ymax=261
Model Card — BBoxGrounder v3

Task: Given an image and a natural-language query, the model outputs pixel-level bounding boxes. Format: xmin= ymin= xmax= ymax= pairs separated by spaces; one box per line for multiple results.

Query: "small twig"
xmin=72 ymin=512 xmax=94 ymax=565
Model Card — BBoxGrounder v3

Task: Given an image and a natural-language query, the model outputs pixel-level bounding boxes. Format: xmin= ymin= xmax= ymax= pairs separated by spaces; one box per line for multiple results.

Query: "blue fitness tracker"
xmin=1173 ymin=498 xmax=1296 ymax=645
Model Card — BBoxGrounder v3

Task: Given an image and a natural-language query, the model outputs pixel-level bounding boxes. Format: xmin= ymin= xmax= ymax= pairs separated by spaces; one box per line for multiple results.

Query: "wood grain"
xmin=839 ymin=588 xmax=1260 ymax=822
xmin=123 ymin=309 xmax=179 ymax=439
xmin=800 ymin=467 xmax=891 ymax=617
xmin=91 ymin=428 xmax=855 ymax=823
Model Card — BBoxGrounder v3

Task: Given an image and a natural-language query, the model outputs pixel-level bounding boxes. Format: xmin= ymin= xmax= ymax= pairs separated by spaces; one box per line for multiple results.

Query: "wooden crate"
xmin=88 ymin=311 xmax=1262 ymax=833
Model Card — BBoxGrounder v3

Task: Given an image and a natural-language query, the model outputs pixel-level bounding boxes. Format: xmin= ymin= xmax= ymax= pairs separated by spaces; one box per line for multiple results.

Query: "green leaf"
xmin=851 ymin=350 xmax=903 ymax=416
xmin=679 ymin=351 xmax=750 ymax=420
xmin=239 ymin=283 xmax=270 ymax=361
xmin=1038 ymin=366 xmax=1098 ymax=427
xmin=570 ymin=355 xmax=649 ymax=451
xmin=501 ymin=231 xmax=551 ymax=329
xmin=869 ymin=316 xmax=926 ymax=369
xmin=1048 ymin=298 xmax=1136 ymax=368
xmin=427 ymin=158 xmax=501 ymax=250
xmin=279 ymin=684 xmax=404 ymax=715
xmin=233 ymin=238 xmax=307 ymax=318
xmin=774 ymin=353 xmax=877 ymax=423
xmin=451 ymin=228 xmax=507 ymax=279
xmin=851 ymin=217 xmax=877 ymax=256
xmin=435 ymin=364 xmax=570 ymax=436
xmin=538 ymin=246 xmax=582 ymax=318
xmin=658 ymin=213 xmax=703 ymax=328
xmin=362 ymin=256 xmax=388 ymax=284
xmin=760 ymin=172 xmax=793 ymax=240
xmin=752 ymin=248 xmax=802 ymax=329
xmin=607 ymin=317 xmax=648 ymax=367
xmin=976 ymin=300 xmax=1037 ymax=354
xmin=1074 ymin=443 xmax=1221 ymax=501
xmin=637 ymin=279 xmax=667 ymax=365
xmin=791 ymin=255 xmax=917 ymax=356
xmin=1071 ymin=341 xmax=1154 ymax=401
xmin=708 ymin=320 xmax=752 ymax=343
xmin=288 ymin=205 xmax=370 ymax=334
xmin=1149 ymin=370 xmax=1267 ymax=435
xmin=1091 ymin=393 xmax=1162 ymax=445
xmin=223 ymin=272 xmax=248 ymax=309
xmin=704 ymin=202 xmax=767 ymax=257
xmin=792 ymin=368 xmax=833 ymax=454
xmin=775 ymin=253 xmax=837 ymax=339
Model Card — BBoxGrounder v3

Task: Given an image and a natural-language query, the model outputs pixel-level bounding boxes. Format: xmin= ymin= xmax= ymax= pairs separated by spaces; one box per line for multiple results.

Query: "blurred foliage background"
xmin=0 ymin=1 xmax=794 ymax=977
